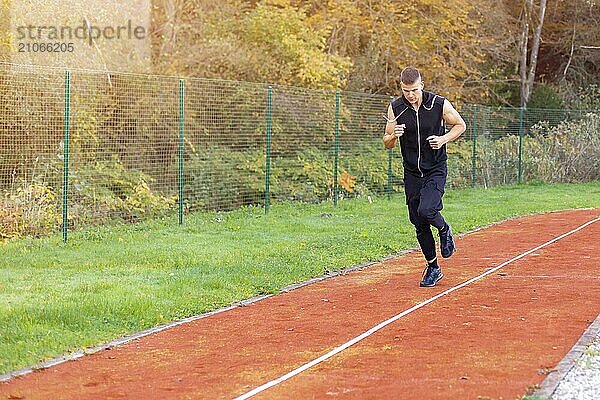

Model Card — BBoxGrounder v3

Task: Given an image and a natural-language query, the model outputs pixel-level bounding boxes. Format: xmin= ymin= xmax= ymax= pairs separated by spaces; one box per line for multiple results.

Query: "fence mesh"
xmin=184 ymin=78 xmax=267 ymax=212
xmin=270 ymin=85 xmax=334 ymax=203
xmin=0 ymin=64 xmax=65 ymax=238
xmin=339 ymin=91 xmax=392 ymax=199
xmin=0 ymin=63 xmax=598 ymax=239
xmin=68 ymin=72 xmax=180 ymax=226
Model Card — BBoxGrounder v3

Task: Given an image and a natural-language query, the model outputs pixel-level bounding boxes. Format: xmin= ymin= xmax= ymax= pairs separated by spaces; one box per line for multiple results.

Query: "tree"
xmin=148 ymin=0 xmax=598 ymax=107
xmin=542 ymin=0 xmax=600 ymax=86
xmin=300 ymin=0 xmax=490 ymax=103
xmin=519 ymin=0 xmax=547 ymax=108
xmin=237 ymin=0 xmax=351 ymax=89
xmin=151 ymin=0 xmax=350 ymax=90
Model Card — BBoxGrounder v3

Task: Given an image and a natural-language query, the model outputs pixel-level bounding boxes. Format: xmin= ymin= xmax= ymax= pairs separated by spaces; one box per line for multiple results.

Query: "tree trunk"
xmin=520 ymin=0 xmax=547 ymax=108
xmin=519 ymin=0 xmax=531 ymax=108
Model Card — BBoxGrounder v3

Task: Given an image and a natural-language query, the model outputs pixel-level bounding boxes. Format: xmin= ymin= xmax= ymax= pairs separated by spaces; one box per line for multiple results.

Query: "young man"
xmin=383 ymin=67 xmax=466 ymax=287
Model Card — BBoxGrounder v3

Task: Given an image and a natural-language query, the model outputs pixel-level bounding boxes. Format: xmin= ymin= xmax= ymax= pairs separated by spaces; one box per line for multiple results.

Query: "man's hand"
xmin=383 ymin=123 xmax=405 ymax=149
xmin=394 ymin=124 xmax=405 ymax=138
xmin=427 ymin=99 xmax=466 ymax=150
xmin=384 ymin=104 xmax=403 ymax=149
xmin=426 ymin=135 xmax=447 ymax=150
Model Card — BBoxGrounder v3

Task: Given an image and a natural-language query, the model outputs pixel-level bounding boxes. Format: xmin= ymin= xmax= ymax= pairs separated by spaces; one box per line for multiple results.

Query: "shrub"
xmin=0 ymin=180 xmax=60 ymax=238
xmin=529 ymin=83 xmax=564 ymax=110
xmin=69 ymin=156 xmax=176 ymax=225
xmin=523 ymin=113 xmax=600 ymax=182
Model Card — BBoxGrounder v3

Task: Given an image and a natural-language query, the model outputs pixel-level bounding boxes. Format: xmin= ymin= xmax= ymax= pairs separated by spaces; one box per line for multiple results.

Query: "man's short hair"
xmin=400 ymin=68 xmax=422 ymax=85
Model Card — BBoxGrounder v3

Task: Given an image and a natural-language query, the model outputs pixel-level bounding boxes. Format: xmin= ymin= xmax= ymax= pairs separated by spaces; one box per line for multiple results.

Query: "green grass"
xmin=0 ymin=182 xmax=599 ymax=375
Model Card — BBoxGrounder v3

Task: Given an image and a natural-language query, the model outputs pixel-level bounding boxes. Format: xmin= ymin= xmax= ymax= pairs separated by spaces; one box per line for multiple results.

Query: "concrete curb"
xmin=533 ymin=313 xmax=600 ymax=399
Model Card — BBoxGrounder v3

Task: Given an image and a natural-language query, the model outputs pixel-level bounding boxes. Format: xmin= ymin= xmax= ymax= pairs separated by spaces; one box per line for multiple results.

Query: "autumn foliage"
xmin=151 ymin=0 xmax=599 ymax=106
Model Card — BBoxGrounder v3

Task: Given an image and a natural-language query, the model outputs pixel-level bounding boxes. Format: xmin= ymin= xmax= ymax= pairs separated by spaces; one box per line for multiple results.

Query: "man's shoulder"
xmin=390 ymin=97 xmax=409 ymax=114
xmin=391 ymin=97 xmax=406 ymax=107
xmin=423 ymin=91 xmax=445 ymax=110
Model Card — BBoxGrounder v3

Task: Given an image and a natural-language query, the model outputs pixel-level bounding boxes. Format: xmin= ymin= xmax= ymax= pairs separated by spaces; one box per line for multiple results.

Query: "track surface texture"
xmin=1 ymin=209 xmax=599 ymax=400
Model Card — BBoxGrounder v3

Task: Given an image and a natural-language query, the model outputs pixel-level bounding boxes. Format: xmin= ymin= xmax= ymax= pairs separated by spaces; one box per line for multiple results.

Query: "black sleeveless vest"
xmin=390 ymin=91 xmax=447 ymax=176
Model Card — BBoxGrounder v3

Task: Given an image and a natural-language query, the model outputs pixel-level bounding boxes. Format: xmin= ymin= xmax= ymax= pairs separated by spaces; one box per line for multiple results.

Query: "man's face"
xmin=400 ymin=78 xmax=424 ymax=106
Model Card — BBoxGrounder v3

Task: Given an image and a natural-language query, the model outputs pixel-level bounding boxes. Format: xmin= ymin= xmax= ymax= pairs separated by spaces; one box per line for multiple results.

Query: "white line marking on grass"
xmin=232 ymin=216 xmax=600 ymax=400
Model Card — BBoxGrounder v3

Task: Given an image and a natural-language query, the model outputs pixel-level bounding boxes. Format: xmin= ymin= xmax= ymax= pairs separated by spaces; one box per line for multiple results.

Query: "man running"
xmin=383 ymin=67 xmax=466 ymax=287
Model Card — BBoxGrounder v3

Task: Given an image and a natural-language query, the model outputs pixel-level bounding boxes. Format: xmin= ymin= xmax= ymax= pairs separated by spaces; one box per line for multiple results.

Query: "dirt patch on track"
xmin=1 ymin=209 xmax=599 ymax=400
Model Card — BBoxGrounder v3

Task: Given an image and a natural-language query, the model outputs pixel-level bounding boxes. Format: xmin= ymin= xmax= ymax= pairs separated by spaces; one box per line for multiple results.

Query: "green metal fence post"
xmin=178 ymin=79 xmax=185 ymax=225
xmin=387 ymin=149 xmax=393 ymax=200
xmin=387 ymin=96 xmax=394 ymax=200
xmin=333 ymin=91 xmax=340 ymax=206
xmin=62 ymin=70 xmax=71 ymax=243
xmin=471 ymin=104 xmax=477 ymax=187
xmin=265 ymin=85 xmax=273 ymax=214
xmin=518 ymin=107 xmax=524 ymax=184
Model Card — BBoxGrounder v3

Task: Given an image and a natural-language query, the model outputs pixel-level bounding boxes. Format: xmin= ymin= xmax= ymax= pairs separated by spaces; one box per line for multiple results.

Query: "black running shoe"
xmin=439 ymin=224 xmax=455 ymax=258
xmin=419 ymin=265 xmax=443 ymax=287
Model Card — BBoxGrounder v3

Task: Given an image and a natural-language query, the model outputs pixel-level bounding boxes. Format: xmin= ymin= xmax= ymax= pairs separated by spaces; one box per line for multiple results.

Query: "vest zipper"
xmin=415 ymin=109 xmax=423 ymax=177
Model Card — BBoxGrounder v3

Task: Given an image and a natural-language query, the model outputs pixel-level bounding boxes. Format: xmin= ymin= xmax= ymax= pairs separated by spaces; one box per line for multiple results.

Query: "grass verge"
xmin=0 ymin=182 xmax=599 ymax=375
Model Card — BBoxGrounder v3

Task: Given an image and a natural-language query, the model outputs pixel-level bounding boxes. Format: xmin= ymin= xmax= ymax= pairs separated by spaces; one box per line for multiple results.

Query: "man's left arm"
xmin=426 ymin=100 xmax=467 ymax=150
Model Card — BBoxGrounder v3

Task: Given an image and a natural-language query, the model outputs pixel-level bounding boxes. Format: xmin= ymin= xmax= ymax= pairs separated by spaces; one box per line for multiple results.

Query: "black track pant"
xmin=404 ymin=166 xmax=448 ymax=261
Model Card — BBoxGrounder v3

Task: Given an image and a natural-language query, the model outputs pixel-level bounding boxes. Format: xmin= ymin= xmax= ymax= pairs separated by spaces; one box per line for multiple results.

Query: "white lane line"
xmin=232 ymin=216 xmax=600 ymax=400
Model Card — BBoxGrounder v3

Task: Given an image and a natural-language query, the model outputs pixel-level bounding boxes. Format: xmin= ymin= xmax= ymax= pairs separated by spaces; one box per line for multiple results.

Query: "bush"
xmin=182 ymin=146 xmax=266 ymax=211
xmin=452 ymin=111 xmax=600 ymax=187
xmin=523 ymin=113 xmax=600 ymax=182
xmin=181 ymin=140 xmax=395 ymax=210
xmin=70 ymin=156 xmax=176 ymax=225
xmin=0 ymin=181 xmax=60 ymax=238
xmin=559 ymin=83 xmax=600 ymax=111
xmin=529 ymin=83 xmax=564 ymax=110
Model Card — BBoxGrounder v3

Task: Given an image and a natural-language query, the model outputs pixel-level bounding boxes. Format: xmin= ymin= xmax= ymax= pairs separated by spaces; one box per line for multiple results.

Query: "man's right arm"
xmin=383 ymin=104 xmax=397 ymax=149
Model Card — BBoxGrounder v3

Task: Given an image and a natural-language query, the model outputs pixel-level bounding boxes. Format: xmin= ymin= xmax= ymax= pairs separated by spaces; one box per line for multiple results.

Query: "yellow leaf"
xmin=338 ymin=171 xmax=356 ymax=193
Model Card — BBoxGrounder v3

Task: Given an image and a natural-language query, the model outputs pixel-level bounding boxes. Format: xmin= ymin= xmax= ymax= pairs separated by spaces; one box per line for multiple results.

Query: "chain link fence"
xmin=0 ymin=63 xmax=598 ymax=240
